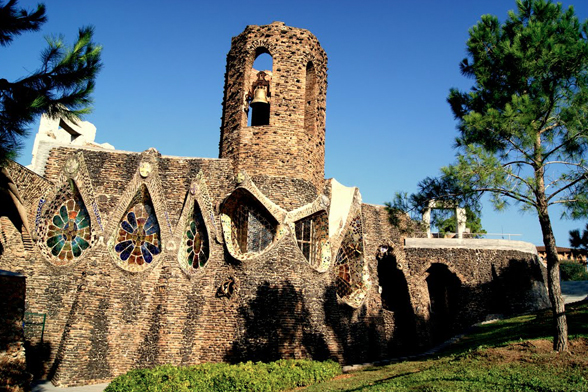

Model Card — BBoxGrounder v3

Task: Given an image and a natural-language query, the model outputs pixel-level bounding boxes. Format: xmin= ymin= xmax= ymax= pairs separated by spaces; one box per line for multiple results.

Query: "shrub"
xmin=560 ymin=261 xmax=588 ymax=281
xmin=104 ymin=359 xmax=341 ymax=392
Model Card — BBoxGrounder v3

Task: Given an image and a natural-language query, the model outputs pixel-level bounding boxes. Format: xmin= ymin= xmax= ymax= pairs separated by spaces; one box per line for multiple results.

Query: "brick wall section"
xmin=219 ymin=22 xmax=328 ymax=192
xmin=0 ymin=271 xmax=30 ymax=392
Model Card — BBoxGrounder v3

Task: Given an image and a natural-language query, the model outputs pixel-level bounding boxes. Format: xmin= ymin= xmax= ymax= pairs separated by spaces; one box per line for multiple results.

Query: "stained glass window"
xmin=45 ymin=195 xmax=91 ymax=263
xmin=295 ymin=211 xmax=329 ymax=270
xmin=221 ymin=189 xmax=277 ymax=256
xmin=334 ymin=215 xmax=366 ymax=300
xmin=180 ymin=202 xmax=209 ymax=272
xmin=114 ymin=186 xmax=161 ymax=268
xmin=231 ymin=203 xmax=274 ymax=253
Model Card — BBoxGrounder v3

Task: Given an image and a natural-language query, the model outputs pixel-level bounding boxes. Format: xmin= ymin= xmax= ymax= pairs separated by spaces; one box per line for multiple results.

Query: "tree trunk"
xmin=537 ymin=206 xmax=569 ymax=352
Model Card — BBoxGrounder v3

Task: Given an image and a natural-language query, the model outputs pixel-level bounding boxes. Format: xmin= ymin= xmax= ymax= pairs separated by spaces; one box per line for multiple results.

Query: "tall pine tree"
xmin=444 ymin=0 xmax=588 ymax=351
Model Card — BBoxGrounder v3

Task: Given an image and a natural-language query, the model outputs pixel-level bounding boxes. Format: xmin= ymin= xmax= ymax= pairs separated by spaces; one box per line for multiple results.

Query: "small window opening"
xmin=304 ymin=61 xmax=317 ymax=134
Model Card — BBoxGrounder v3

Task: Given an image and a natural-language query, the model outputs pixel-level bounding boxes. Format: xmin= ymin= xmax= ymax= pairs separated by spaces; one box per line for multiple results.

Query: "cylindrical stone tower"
xmin=219 ymin=22 xmax=328 ymax=201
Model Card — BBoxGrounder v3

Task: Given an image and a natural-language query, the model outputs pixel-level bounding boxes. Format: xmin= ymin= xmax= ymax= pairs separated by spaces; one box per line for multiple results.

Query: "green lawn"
xmin=301 ymin=301 xmax=588 ymax=391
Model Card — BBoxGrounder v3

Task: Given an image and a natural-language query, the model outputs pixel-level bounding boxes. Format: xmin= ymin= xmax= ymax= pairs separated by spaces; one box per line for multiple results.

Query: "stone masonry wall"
xmin=219 ymin=22 xmax=328 ymax=191
xmin=0 ymin=271 xmax=30 ymax=392
xmin=0 ymin=148 xmax=390 ymax=386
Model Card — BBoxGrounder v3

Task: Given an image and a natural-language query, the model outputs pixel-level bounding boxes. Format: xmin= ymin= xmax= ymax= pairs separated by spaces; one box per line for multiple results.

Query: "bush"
xmin=560 ymin=261 xmax=588 ymax=281
xmin=104 ymin=359 xmax=341 ymax=392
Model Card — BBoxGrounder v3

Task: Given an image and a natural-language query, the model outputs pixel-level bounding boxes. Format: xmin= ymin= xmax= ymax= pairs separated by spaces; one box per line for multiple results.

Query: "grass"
xmin=300 ymin=301 xmax=588 ymax=391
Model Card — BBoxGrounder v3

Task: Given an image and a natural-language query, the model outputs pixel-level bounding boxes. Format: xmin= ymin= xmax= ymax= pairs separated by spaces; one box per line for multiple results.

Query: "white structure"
xmin=422 ymin=199 xmax=468 ymax=239
xmin=28 ymin=114 xmax=114 ymax=175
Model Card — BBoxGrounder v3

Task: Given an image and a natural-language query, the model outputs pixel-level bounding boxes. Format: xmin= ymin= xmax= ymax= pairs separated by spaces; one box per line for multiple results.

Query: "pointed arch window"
xmin=179 ymin=201 xmax=209 ymax=272
xmin=295 ymin=211 xmax=329 ymax=270
xmin=44 ymin=179 xmax=92 ymax=264
xmin=113 ymin=185 xmax=161 ymax=270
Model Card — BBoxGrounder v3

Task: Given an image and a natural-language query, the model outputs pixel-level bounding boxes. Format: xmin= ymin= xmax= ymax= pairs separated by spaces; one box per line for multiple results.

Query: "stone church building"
xmin=0 ymin=22 xmax=549 ymax=387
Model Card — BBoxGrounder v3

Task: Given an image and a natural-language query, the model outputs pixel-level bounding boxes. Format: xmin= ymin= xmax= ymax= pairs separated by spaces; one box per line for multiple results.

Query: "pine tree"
xmin=0 ymin=0 xmax=102 ymax=165
xmin=443 ymin=0 xmax=588 ymax=351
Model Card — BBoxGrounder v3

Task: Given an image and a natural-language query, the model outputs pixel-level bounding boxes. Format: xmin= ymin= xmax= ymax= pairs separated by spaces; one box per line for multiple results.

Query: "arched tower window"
xmin=247 ymin=50 xmax=272 ymax=127
xmin=304 ymin=61 xmax=317 ymax=134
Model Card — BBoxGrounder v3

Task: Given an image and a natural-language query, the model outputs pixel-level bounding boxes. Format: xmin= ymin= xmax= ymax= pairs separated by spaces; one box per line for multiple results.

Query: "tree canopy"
xmin=0 ymin=0 xmax=102 ymax=165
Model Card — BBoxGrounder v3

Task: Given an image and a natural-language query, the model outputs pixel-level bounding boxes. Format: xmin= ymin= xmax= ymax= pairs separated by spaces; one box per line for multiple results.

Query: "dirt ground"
xmin=473 ymin=338 xmax=588 ymax=367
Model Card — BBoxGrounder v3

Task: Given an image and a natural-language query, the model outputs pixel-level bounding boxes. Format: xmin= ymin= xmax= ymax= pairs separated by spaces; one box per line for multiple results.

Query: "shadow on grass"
xmin=436 ymin=300 xmax=588 ymax=356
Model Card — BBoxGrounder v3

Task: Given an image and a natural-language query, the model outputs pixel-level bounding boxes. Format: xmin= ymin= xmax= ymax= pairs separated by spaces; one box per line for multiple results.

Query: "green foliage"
xmin=0 ymin=0 xmax=102 ymax=166
xmin=570 ymin=223 xmax=588 ymax=252
xmin=560 ymin=261 xmax=588 ymax=281
xmin=302 ymin=302 xmax=588 ymax=391
xmin=445 ymin=0 xmax=588 ymax=219
xmin=104 ymin=359 xmax=341 ymax=392
xmin=386 ymin=177 xmax=485 ymax=235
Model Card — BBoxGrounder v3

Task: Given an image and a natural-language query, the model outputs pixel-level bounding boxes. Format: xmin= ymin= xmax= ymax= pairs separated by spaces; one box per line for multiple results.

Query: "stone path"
xmin=31 ymin=281 xmax=588 ymax=390
xmin=561 ymin=280 xmax=588 ymax=304
xmin=31 ymin=381 xmax=109 ymax=392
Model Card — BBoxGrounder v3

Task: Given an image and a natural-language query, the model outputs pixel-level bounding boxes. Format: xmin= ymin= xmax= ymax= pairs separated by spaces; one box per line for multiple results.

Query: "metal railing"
xmin=414 ymin=232 xmax=523 ymax=241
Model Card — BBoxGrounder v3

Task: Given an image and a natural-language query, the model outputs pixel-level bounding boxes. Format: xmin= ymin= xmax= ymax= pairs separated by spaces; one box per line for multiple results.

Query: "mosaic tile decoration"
xmin=179 ymin=201 xmax=209 ymax=273
xmin=294 ymin=211 xmax=331 ymax=272
xmin=111 ymin=185 xmax=161 ymax=272
xmin=334 ymin=215 xmax=369 ymax=307
xmin=40 ymin=180 xmax=92 ymax=265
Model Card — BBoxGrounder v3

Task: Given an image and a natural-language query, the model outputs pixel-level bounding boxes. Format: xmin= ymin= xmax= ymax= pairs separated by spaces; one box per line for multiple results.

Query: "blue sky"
xmin=5 ymin=0 xmax=588 ymax=247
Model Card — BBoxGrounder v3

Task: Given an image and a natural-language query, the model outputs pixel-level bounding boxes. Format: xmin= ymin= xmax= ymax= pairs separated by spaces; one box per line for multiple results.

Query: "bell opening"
xmin=250 ymin=93 xmax=270 ymax=126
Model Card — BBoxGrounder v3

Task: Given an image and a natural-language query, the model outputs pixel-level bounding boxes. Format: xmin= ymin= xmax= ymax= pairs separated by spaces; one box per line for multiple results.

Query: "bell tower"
xmin=219 ymin=22 xmax=328 ymax=195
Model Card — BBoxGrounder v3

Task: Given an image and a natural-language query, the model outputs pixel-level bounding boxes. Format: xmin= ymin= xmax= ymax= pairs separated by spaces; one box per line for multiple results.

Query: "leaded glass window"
xmin=113 ymin=186 xmax=161 ymax=270
xmin=231 ymin=203 xmax=274 ymax=253
xmin=334 ymin=216 xmax=366 ymax=300
xmin=43 ymin=180 xmax=92 ymax=264
xmin=221 ymin=189 xmax=277 ymax=256
xmin=180 ymin=202 xmax=209 ymax=272
xmin=295 ymin=211 xmax=329 ymax=269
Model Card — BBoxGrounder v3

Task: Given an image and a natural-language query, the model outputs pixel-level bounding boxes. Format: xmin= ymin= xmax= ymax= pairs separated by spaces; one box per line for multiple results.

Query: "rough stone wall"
xmin=400 ymin=244 xmax=550 ymax=346
xmin=0 ymin=148 xmax=388 ymax=386
xmin=219 ymin=22 xmax=328 ymax=192
xmin=0 ymin=22 xmax=552 ymax=388
xmin=0 ymin=271 xmax=30 ymax=392
xmin=0 ymin=151 xmax=551 ymax=385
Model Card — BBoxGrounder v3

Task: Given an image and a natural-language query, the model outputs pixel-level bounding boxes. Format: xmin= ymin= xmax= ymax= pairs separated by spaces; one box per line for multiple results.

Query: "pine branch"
xmin=0 ymin=0 xmax=46 ymax=46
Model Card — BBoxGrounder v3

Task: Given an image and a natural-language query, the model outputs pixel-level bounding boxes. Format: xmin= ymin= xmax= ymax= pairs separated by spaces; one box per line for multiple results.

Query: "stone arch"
xmin=246 ymin=47 xmax=273 ymax=127
xmin=425 ymin=263 xmax=462 ymax=341
xmin=376 ymin=248 xmax=416 ymax=352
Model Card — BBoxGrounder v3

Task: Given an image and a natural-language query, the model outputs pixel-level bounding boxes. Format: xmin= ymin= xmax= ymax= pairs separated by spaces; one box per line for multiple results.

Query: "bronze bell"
xmin=251 ymin=87 xmax=269 ymax=105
